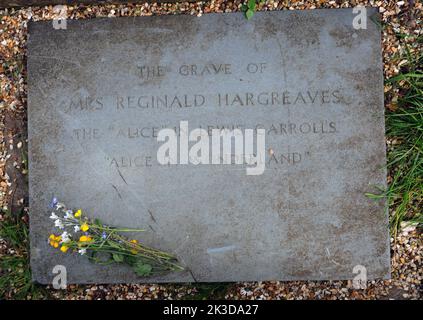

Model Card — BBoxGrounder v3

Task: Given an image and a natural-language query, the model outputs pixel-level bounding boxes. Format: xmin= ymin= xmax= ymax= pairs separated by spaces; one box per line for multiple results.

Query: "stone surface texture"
xmin=27 ymin=9 xmax=389 ymax=284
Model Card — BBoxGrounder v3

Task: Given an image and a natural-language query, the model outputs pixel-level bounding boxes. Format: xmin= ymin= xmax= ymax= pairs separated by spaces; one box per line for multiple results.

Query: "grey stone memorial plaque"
xmin=28 ymin=9 xmax=390 ymax=283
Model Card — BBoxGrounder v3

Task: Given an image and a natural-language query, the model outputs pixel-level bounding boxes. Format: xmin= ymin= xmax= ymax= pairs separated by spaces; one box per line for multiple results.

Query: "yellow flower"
xmin=74 ymin=209 xmax=82 ymax=218
xmin=49 ymin=234 xmax=61 ymax=248
xmin=60 ymin=245 xmax=69 ymax=253
xmin=81 ymin=223 xmax=89 ymax=232
xmin=79 ymin=235 xmax=92 ymax=242
xmin=130 ymin=239 xmax=138 ymax=254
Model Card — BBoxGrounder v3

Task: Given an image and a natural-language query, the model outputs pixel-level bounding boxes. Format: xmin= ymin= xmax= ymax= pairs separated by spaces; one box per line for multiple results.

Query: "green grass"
xmin=0 ymin=209 xmax=48 ymax=299
xmin=183 ymin=283 xmax=232 ymax=300
xmin=384 ymin=35 xmax=423 ymax=235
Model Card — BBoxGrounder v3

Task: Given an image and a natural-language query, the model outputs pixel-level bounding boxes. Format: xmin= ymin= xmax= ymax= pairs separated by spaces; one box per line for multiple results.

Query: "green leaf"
xmin=241 ymin=4 xmax=248 ymax=12
xmin=112 ymin=253 xmax=124 ymax=262
xmin=248 ymin=0 xmax=256 ymax=9
xmin=125 ymin=255 xmax=137 ymax=265
xmin=246 ymin=9 xmax=254 ymax=20
xmin=134 ymin=262 xmax=152 ymax=277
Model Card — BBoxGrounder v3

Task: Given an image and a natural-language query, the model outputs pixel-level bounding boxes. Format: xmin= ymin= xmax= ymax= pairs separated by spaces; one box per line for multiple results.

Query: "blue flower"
xmin=101 ymin=232 xmax=107 ymax=240
xmin=49 ymin=197 xmax=58 ymax=208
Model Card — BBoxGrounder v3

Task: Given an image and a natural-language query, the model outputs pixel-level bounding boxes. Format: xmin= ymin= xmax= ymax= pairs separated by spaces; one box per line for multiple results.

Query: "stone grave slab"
xmin=27 ymin=9 xmax=390 ymax=283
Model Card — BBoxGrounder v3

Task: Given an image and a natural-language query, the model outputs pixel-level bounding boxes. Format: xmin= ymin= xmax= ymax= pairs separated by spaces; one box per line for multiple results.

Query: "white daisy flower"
xmin=54 ymin=219 xmax=64 ymax=229
xmin=60 ymin=231 xmax=71 ymax=243
xmin=78 ymin=248 xmax=87 ymax=255
xmin=55 ymin=202 xmax=65 ymax=210
xmin=64 ymin=210 xmax=73 ymax=219
xmin=49 ymin=212 xmax=59 ymax=220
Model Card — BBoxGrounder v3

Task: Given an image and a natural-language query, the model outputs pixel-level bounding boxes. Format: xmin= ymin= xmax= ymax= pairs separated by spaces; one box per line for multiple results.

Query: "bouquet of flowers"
xmin=47 ymin=197 xmax=184 ymax=277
